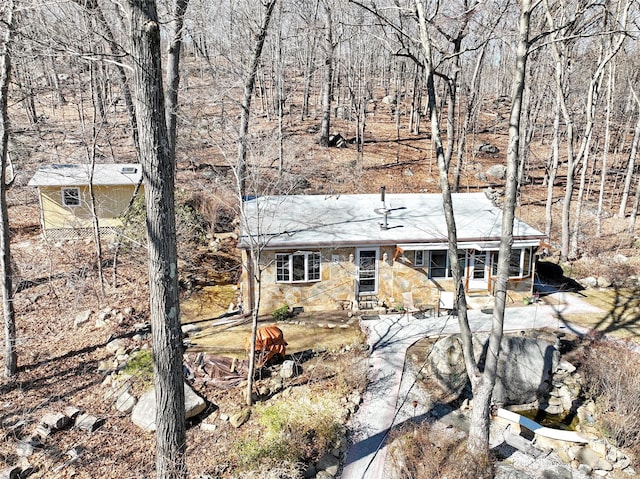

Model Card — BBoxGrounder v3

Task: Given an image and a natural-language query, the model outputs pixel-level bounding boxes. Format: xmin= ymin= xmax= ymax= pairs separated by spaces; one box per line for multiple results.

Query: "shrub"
xmin=272 ymin=304 xmax=292 ymax=322
xmin=122 ymin=350 xmax=154 ymax=387
xmin=175 ymin=199 xmax=210 ymax=245
xmin=234 ymin=394 xmax=343 ymax=470
xmin=328 ymin=349 xmax=369 ymax=397
xmin=581 ymin=340 xmax=640 ymax=463
xmin=388 ymin=422 xmax=493 ymax=479
xmin=187 ymin=189 xmax=236 ymax=233
xmin=118 ymin=194 xmax=211 ymax=250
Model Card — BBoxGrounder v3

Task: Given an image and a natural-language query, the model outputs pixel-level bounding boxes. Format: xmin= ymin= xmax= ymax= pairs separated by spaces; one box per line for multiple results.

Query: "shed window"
xmin=276 ymin=252 xmax=321 ymax=283
xmin=62 ymin=188 xmax=80 ymax=207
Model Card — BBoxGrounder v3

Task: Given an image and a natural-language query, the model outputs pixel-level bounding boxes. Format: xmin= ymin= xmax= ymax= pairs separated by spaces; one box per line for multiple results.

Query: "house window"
xmin=491 ymin=248 xmax=532 ymax=278
xmin=414 ymin=250 xmax=425 ymax=266
xmin=509 ymin=249 xmax=523 ymax=277
xmin=276 ymin=252 xmax=321 ymax=283
xmin=523 ymin=248 xmax=531 ymax=275
xmin=62 ymin=187 xmax=80 ymax=207
xmin=430 ymin=251 xmax=448 ymax=278
xmin=428 ymin=250 xmax=465 ymax=278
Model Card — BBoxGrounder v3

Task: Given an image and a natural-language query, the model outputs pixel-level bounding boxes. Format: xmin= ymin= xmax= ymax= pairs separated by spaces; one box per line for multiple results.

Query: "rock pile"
xmin=529 ymin=362 xmax=636 ymax=477
xmin=539 ymin=359 xmax=580 ymax=415
xmin=495 ymin=347 xmax=635 ymax=477
xmin=428 ymin=332 xmax=637 ymax=477
xmin=1 ymin=406 xmax=104 ymax=478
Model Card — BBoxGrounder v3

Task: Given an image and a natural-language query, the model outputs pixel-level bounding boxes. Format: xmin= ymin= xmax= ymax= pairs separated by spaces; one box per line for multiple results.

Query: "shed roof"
xmin=238 ymin=192 xmax=546 ymax=250
xmin=28 ymin=163 xmax=143 ymax=187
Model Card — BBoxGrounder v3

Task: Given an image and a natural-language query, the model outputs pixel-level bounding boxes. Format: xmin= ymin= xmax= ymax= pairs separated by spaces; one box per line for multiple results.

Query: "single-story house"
xmin=28 ymin=163 xmax=143 ymax=239
xmin=238 ymin=192 xmax=546 ymax=314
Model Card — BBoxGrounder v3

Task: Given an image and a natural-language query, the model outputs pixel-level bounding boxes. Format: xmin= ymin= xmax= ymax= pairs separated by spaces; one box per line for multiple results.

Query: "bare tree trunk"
xmin=276 ymin=0 xmax=285 ymax=174
xmin=90 ymin=62 xmax=106 ymax=122
xmin=319 ymin=0 xmax=333 ymax=147
xmin=596 ymin=62 xmax=614 ymax=237
xmin=236 ymin=0 xmax=277 ymax=405
xmin=0 ymin=0 xmax=16 ymax=378
xmin=551 ymin=0 xmax=631 ymax=259
xmin=468 ymin=0 xmax=532 ymax=457
xmin=545 ymin=90 xmax=561 ymax=237
xmin=128 ymin=1 xmax=186 ymax=477
xmin=237 ymin=0 xmax=277 ymax=197
xmin=87 ymin=68 xmax=105 ymax=299
xmin=619 ymin=87 xmax=640 ymax=219
xmin=454 ymin=45 xmax=486 ymax=193
xmin=414 ymin=0 xmax=475 ymax=410
xmin=166 ymin=0 xmax=190 ymax=160
xmin=570 ymin=147 xmax=591 ymax=258
xmin=73 ymin=0 xmax=140 ymax=153
xmin=301 ymin=35 xmax=317 ymax=120
xmin=443 ymin=25 xmax=466 ymax=176
xmin=245 ymin=253 xmax=261 ymax=406
xmin=409 ymin=63 xmax=420 ymax=134
xmin=14 ymin=59 xmax=37 ymax=124
xmin=48 ymin=55 xmax=66 ymax=105
xmin=628 ymin=173 xmax=640 ymax=236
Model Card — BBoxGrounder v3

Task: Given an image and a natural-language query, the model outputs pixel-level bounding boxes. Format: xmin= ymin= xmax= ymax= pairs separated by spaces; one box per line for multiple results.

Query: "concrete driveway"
xmin=340 ymin=292 xmax=602 ymax=479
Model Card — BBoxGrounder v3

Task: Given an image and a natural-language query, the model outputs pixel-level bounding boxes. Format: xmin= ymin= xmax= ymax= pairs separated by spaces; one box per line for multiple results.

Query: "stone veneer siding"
xmin=241 ymin=246 xmax=535 ymax=315
xmin=243 ymin=246 xmax=445 ymax=315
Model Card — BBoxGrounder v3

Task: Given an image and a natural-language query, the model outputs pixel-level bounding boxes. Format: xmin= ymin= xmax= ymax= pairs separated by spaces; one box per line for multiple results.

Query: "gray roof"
xmin=28 ymin=163 xmax=143 ymax=187
xmin=238 ymin=192 xmax=546 ymax=250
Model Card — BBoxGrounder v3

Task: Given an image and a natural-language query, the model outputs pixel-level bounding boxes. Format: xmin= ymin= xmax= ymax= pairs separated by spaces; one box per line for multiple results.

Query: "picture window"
xmin=276 ymin=252 xmax=321 ymax=283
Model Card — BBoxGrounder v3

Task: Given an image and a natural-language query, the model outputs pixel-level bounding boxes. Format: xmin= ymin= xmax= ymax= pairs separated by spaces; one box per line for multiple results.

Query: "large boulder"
xmin=429 ymin=333 xmax=560 ymax=405
xmin=486 ymin=164 xmax=507 ymax=180
xmin=428 ymin=336 xmax=468 ymax=395
xmin=477 ymin=143 xmax=500 ymax=154
xmin=131 ymin=382 xmax=207 ymax=432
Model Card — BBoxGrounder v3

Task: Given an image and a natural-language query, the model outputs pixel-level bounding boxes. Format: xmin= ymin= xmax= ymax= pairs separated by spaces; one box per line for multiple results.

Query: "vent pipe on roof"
xmin=380 ymin=186 xmax=388 ymax=230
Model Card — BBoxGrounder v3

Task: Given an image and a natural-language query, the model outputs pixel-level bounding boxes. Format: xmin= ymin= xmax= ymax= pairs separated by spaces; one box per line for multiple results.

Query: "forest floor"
xmin=1 ymin=76 xmax=640 ymax=478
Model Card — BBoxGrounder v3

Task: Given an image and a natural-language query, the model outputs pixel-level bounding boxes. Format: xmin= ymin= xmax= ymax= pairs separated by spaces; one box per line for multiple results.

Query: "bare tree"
xmin=237 ymin=0 xmax=277 ymax=198
xmin=319 ymin=0 xmax=334 ymax=147
xmin=544 ymin=87 xmax=561 ymax=237
xmin=453 ymin=42 xmax=487 ymax=192
xmin=78 ymin=76 xmax=107 ymax=298
xmin=412 ymin=0 xmax=537 ymax=459
xmin=300 ymin=0 xmax=321 ymax=120
xmin=619 ymin=84 xmax=640 ymax=220
xmin=467 ymin=0 xmax=534 ymax=455
xmin=596 ymin=62 xmax=614 ymax=237
xmin=234 ymin=0 xmax=278 ymax=406
xmin=0 ymin=0 xmax=16 ymax=378
xmin=127 ymin=0 xmax=186 ymax=477
xmin=543 ymin=0 xmax=632 ymax=259
xmin=413 ymin=0 xmax=478 ymax=440
xmin=166 ymin=0 xmax=190 ymax=159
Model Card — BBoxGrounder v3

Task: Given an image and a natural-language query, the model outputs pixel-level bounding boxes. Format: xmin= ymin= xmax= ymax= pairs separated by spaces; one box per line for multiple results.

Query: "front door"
xmin=468 ymin=251 xmax=488 ymax=290
xmin=356 ymin=249 xmax=378 ymax=295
